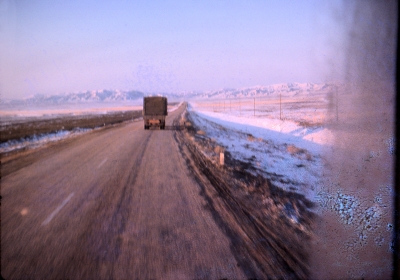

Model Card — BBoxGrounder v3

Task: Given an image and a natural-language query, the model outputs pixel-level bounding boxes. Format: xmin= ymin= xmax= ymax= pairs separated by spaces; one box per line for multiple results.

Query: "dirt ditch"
xmin=174 ymin=110 xmax=316 ymax=279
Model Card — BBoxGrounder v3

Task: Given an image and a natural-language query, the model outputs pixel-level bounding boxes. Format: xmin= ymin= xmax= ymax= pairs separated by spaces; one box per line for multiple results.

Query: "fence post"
xmin=336 ymin=85 xmax=339 ymax=122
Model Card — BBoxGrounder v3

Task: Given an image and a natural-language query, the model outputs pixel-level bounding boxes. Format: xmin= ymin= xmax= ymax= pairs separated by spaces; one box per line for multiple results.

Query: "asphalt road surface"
xmin=1 ymin=104 xmax=247 ymax=279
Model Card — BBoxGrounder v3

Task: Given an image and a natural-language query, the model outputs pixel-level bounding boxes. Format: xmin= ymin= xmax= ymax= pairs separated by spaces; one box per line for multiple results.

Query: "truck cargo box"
xmin=143 ymin=96 xmax=168 ymax=116
xmin=143 ymin=96 xmax=168 ymax=130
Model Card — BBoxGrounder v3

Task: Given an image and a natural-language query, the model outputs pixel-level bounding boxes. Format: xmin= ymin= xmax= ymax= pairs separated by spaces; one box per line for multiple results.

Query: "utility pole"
xmin=280 ymin=93 xmax=282 ymax=120
xmin=254 ymin=97 xmax=255 ymax=116
xmin=336 ymin=85 xmax=339 ymax=122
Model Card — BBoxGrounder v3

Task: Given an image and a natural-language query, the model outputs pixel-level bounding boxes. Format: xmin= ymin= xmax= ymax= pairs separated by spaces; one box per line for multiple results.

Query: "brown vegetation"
xmin=175 ymin=111 xmax=316 ymax=279
xmin=0 ymin=110 xmax=142 ymax=144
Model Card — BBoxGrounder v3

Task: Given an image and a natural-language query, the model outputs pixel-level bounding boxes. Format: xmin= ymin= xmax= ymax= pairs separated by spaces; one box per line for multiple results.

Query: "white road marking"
xmin=97 ymin=158 xmax=108 ymax=168
xmin=42 ymin=193 xmax=74 ymax=226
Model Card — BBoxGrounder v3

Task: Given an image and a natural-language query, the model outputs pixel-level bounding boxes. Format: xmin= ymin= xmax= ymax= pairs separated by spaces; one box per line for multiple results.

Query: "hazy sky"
xmin=0 ymin=0 xmax=345 ymax=99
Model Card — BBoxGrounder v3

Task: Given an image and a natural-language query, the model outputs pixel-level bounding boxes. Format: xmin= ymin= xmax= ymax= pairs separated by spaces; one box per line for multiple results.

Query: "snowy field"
xmin=188 ymin=97 xmax=333 ymax=201
xmin=0 ymin=102 xmax=142 ymax=123
xmin=0 ymin=102 xmax=182 ymax=154
xmin=188 ymin=95 xmax=394 ymax=272
xmin=0 ymin=101 xmax=183 ymax=121
xmin=191 ymin=93 xmax=333 ymax=125
xmin=0 ymin=128 xmax=94 ymax=154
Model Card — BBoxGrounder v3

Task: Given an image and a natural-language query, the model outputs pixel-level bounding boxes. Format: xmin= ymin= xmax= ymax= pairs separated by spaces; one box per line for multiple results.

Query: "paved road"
xmin=1 ymin=104 xmax=246 ymax=279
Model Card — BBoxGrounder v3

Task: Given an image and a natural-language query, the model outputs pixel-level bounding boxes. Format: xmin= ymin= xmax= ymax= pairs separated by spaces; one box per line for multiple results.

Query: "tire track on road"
xmin=2 ymin=103 xmax=248 ymax=279
xmin=59 ymin=131 xmax=153 ymax=279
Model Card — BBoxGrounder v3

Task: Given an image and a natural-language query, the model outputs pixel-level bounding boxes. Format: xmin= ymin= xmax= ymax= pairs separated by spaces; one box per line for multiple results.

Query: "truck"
xmin=143 ymin=96 xmax=168 ymax=130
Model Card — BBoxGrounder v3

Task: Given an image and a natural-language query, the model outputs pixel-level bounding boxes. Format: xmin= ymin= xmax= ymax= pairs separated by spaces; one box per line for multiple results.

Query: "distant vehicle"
xmin=143 ymin=96 xmax=168 ymax=130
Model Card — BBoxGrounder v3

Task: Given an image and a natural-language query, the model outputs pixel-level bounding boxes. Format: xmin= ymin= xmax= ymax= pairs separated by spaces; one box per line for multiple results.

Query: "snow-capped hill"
xmin=3 ymin=83 xmax=338 ymax=106
xmin=11 ymin=90 xmax=145 ymax=105
xmin=189 ymin=83 xmax=337 ymax=100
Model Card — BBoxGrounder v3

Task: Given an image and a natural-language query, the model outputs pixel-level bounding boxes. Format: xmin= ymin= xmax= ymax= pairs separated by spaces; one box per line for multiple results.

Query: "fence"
xmin=191 ymin=94 xmax=335 ymax=126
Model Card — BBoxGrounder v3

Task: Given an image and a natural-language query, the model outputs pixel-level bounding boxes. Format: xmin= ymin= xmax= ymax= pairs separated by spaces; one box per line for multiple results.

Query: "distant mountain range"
xmin=191 ymin=83 xmax=336 ymax=99
xmin=4 ymin=90 xmax=145 ymax=105
xmin=4 ymin=83 xmax=337 ymax=105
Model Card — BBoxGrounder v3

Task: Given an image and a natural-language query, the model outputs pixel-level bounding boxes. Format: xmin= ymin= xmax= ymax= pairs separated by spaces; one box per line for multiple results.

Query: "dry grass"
xmin=247 ymin=134 xmax=255 ymax=141
xmin=287 ymin=145 xmax=303 ymax=155
xmin=213 ymin=145 xmax=224 ymax=154
xmin=287 ymin=145 xmax=312 ymax=161
xmin=0 ymin=110 xmax=142 ymax=143
xmin=176 ymin=110 xmax=316 ymax=279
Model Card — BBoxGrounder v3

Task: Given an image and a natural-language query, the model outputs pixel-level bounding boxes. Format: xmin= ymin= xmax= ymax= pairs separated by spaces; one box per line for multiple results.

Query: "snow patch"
xmin=0 ymin=128 xmax=92 ymax=154
xmin=187 ymin=103 xmax=331 ymax=200
xmin=168 ymin=102 xmax=183 ymax=113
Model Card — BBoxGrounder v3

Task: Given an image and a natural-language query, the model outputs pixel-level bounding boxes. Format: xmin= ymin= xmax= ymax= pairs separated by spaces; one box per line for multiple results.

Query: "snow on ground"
xmin=168 ymin=102 xmax=183 ymax=113
xmin=188 ymin=103 xmax=334 ymax=200
xmin=0 ymin=103 xmax=143 ymax=122
xmin=1 ymin=102 xmax=181 ymax=154
xmin=0 ymin=128 xmax=93 ymax=154
xmin=188 ymin=99 xmax=394 ymax=255
xmin=0 ymin=106 xmax=142 ymax=117
xmin=1 ymin=101 xmax=180 ymax=122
